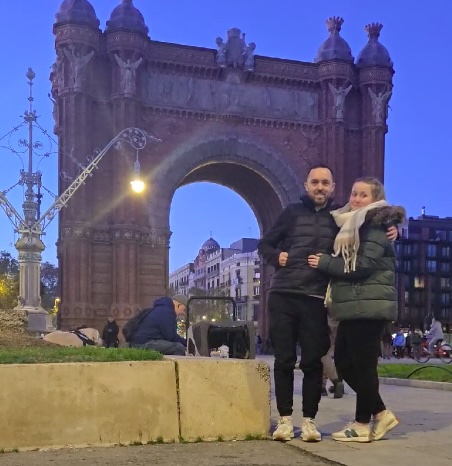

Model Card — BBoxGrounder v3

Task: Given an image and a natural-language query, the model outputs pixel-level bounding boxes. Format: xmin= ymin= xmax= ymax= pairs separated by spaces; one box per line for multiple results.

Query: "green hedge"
xmin=0 ymin=346 xmax=163 ymax=364
xmin=378 ymin=364 xmax=452 ymax=383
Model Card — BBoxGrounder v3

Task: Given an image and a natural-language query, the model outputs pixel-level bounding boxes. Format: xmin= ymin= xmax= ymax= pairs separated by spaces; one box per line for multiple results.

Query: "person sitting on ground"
xmin=426 ymin=316 xmax=444 ymax=354
xmin=129 ymin=294 xmax=188 ymax=355
xmin=102 ymin=316 xmax=119 ymax=348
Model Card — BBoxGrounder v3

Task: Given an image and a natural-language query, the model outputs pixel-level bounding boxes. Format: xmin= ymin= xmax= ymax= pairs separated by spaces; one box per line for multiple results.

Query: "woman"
xmin=308 ymin=177 xmax=404 ymax=443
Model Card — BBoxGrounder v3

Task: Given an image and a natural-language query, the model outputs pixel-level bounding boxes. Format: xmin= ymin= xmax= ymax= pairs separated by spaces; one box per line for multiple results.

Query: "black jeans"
xmin=269 ymin=292 xmax=330 ymax=418
xmin=335 ymin=319 xmax=387 ymax=423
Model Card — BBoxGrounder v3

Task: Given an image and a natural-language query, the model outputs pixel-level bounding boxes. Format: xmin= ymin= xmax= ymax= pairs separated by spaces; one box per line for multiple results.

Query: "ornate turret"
xmin=356 ymin=23 xmax=393 ymax=68
xmin=106 ymin=0 xmax=149 ymax=36
xmin=315 ymin=17 xmax=353 ymax=63
xmin=55 ymin=0 xmax=100 ymax=29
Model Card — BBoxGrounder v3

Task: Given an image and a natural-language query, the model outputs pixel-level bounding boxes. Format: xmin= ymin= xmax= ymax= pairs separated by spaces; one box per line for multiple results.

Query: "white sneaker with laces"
xmin=332 ymin=422 xmax=371 ymax=443
xmin=301 ymin=417 xmax=321 ymax=442
xmin=371 ymin=410 xmax=399 ymax=440
xmin=272 ymin=416 xmax=294 ymax=441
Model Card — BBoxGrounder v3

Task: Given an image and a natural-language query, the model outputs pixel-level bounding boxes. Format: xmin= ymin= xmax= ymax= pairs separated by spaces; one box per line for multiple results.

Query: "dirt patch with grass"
xmin=0 ymin=329 xmax=57 ymax=349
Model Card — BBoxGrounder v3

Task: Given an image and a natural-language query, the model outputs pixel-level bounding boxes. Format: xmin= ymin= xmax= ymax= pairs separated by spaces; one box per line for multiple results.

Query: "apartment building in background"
xmin=169 ymin=237 xmax=260 ymax=322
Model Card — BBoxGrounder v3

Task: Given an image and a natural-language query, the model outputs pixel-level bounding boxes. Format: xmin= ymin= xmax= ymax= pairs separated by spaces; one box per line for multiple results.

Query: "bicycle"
xmin=412 ymin=338 xmax=452 ymax=364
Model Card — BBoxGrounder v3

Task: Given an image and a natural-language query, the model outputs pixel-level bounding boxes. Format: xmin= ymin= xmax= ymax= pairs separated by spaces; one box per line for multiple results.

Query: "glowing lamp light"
xmin=130 ymin=158 xmax=145 ymax=193
xmin=130 ymin=178 xmax=145 ymax=193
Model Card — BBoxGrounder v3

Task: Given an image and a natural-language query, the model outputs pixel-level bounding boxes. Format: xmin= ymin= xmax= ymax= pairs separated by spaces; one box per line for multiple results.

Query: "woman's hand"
xmin=307 ymin=253 xmax=322 ymax=268
xmin=386 ymin=225 xmax=399 ymax=242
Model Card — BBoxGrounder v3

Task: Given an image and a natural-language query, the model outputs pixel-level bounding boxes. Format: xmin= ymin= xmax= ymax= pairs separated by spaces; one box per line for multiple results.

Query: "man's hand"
xmin=279 ymin=252 xmax=288 ymax=266
xmin=307 ymin=253 xmax=322 ymax=268
xmin=386 ymin=225 xmax=399 ymax=242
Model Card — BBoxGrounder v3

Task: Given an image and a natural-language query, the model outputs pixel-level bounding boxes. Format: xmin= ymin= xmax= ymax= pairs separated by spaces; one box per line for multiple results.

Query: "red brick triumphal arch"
xmin=53 ymin=1 xmax=394 ymax=340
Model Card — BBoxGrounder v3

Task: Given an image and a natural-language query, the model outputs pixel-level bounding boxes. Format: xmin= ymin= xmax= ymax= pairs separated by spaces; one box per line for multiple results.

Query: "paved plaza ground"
xmin=0 ymin=441 xmax=335 ymax=466
xmin=1 ymin=356 xmax=451 ymax=465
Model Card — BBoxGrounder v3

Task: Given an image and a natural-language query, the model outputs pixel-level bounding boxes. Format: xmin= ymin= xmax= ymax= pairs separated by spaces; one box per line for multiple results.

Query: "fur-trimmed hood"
xmin=366 ymin=205 xmax=406 ymax=226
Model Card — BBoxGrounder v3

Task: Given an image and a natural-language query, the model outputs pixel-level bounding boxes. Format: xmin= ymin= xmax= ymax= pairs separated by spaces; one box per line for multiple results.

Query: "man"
xmin=130 ymin=294 xmax=188 ymax=355
xmin=426 ymin=316 xmax=444 ymax=354
xmin=258 ymin=164 xmax=337 ymax=442
xmin=258 ymin=165 xmax=397 ymax=442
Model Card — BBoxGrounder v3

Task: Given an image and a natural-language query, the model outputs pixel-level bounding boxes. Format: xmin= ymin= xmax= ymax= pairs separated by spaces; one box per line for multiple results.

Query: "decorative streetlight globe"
xmin=130 ymin=158 xmax=145 ymax=193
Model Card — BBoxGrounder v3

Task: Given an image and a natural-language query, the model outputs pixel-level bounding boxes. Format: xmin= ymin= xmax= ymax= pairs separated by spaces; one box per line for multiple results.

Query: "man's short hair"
xmin=307 ymin=163 xmax=334 ymax=177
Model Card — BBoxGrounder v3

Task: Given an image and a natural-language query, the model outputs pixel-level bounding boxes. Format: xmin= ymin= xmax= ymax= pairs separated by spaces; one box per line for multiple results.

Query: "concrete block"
xmin=176 ymin=358 xmax=270 ymax=440
xmin=0 ymin=361 xmax=179 ymax=450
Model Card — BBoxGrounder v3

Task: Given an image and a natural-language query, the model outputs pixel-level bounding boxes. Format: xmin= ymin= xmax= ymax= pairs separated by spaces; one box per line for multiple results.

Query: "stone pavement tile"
xmin=292 ymin=443 xmax=452 ymax=466
xmin=267 ymin=359 xmax=452 ymax=466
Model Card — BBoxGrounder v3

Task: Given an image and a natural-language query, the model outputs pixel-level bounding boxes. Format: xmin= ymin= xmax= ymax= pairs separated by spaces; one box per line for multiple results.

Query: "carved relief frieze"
xmin=54 ymin=25 xmax=100 ymax=49
xmin=142 ymin=70 xmax=318 ymax=123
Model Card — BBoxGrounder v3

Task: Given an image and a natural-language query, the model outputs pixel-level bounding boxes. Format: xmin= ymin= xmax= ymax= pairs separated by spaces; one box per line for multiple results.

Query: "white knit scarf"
xmin=324 ymin=199 xmax=388 ymax=307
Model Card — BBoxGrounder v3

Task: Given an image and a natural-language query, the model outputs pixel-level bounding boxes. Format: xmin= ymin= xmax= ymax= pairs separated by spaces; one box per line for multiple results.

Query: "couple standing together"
xmin=258 ymin=164 xmax=404 ymax=443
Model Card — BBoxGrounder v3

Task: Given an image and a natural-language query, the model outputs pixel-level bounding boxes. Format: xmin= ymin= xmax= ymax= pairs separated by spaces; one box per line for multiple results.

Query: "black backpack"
xmin=122 ymin=307 xmax=153 ymax=343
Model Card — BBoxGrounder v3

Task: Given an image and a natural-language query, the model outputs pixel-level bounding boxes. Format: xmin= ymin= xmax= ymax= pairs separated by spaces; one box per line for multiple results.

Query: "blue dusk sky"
xmin=0 ymin=0 xmax=451 ymax=272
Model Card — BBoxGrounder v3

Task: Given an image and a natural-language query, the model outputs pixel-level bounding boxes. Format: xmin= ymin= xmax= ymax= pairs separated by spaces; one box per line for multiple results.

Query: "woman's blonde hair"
xmin=354 ymin=177 xmax=386 ymax=202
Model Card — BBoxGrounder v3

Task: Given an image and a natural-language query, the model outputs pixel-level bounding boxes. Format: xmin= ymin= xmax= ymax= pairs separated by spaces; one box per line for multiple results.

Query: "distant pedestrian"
xmin=393 ymin=330 xmax=405 ymax=359
xmin=381 ymin=325 xmax=393 ymax=359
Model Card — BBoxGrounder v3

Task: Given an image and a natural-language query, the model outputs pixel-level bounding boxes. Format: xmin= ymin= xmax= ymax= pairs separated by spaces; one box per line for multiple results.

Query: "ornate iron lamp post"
xmin=0 ymin=69 xmax=157 ymax=332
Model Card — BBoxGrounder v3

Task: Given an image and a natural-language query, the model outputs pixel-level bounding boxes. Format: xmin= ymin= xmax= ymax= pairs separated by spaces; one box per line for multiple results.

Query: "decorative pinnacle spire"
xmin=326 ymin=17 xmax=344 ymax=34
xmin=26 ymin=67 xmax=35 ymax=82
xmin=365 ymin=23 xmax=383 ymax=40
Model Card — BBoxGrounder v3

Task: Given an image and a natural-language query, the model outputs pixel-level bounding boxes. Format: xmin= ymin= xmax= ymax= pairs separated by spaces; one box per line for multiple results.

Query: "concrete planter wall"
xmin=0 ymin=359 xmax=270 ymax=451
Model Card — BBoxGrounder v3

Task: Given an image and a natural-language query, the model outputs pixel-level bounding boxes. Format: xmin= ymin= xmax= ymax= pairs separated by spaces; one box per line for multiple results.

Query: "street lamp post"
xmin=0 ymin=69 xmax=158 ymax=332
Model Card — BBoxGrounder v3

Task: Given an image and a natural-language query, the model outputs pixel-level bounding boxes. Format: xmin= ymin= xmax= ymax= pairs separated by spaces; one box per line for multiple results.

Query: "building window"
xmin=253 ymin=286 xmax=260 ymax=296
xmin=414 ymin=276 xmax=425 ymax=288
xmin=441 ymin=262 xmax=450 ymax=272
xmin=236 ymin=262 xmax=240 ymax=267
xmin=436 ymin=230 xmax=447 ymax=241
xmin=427 ymin=244 xmax=437 ymax=257
xmin=253 ymin=304 xmax=259 ymax=321
xmin=427 ymin=260 xmax=437 ymax=272
xmin=441 ymin=293 xmax=451 ymax=305
xmin=441 ymin=277 xmax=451 ymax=288
xmin=442 ymin=246 xmax=450 ymax=256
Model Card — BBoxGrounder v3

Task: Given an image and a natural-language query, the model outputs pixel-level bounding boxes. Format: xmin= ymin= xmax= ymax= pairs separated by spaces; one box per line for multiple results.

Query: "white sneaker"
xmin=272 ymin=416 xmax=294 ymax=441
xmin=301 ymin=417 xmax=321 ymax=442
xmin=332 ymin=422 xmax=371 ymax=443
xmin=371 ymin=410 xmax=399 ymax=441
